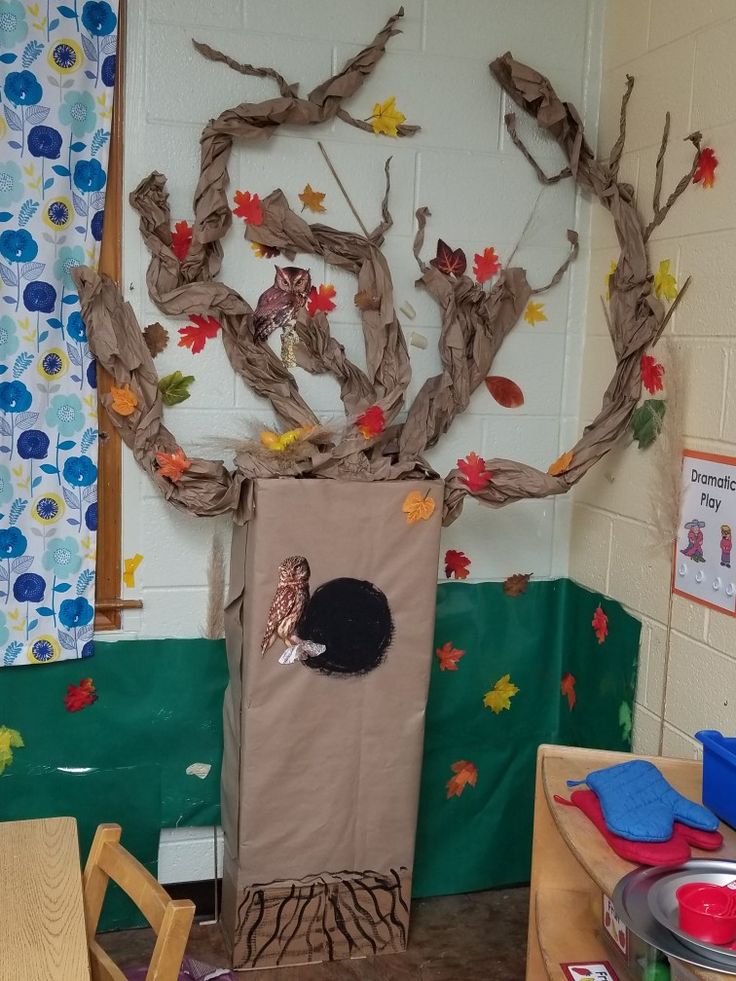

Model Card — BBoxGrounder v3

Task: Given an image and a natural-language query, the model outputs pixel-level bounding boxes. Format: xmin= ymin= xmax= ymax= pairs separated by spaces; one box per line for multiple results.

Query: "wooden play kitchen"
xmin=529 ymin=746 xmax=736 ymax=980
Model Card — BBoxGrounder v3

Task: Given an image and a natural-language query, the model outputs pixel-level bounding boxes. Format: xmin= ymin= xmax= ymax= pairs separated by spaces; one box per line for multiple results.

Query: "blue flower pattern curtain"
xmin=0 ymin=0 xmax=118 ymax=666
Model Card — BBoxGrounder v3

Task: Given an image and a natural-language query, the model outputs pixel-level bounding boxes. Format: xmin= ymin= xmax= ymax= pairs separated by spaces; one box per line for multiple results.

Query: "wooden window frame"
xmin=94 ymin=0 xmax=140 ymax=630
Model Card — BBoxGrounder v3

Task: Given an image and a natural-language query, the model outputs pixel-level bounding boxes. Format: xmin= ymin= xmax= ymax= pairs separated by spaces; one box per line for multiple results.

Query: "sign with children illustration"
xmin=674 ymin=449 xmax=736 ymax=615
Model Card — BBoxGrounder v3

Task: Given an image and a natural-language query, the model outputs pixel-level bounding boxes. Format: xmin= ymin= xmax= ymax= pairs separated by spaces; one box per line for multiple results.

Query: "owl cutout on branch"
xmin=253 ymin=265 xmax=312 ymax=369
xmin=260 ymin=554 xmax=326 ymax=665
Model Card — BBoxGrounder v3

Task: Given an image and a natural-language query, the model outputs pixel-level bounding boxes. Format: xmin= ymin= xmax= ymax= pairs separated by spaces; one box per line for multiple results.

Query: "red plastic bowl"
xmin=677 ymin=883 xmax=736 ymax=945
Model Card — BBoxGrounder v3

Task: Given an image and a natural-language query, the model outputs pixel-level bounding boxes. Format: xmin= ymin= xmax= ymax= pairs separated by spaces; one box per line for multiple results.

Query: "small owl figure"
xmin=252 ymin=266 xmax=312 ymax=342
xmin=260 ymin=555 xmax=311 ymax=657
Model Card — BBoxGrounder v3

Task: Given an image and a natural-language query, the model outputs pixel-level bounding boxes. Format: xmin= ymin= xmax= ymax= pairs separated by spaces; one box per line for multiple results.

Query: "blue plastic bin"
xmin=696 ymin=730 xmax=736 ymax=829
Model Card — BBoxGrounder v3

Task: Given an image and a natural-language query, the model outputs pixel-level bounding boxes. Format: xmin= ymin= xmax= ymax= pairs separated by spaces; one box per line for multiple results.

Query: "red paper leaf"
xmin=430 ymin=238 xmax=467 ymax=278
xmin=473 ymin=247 xmax=501 ymax=283
xmin=485 ymin=376 xmax=525 ymax=408
xmin=592 ymin=604 xmax=608 ymax=645
xmin=693 ymin=147 xmax=718 ymax=189
xmin=457 ymin=451 xmax=492 ymax=492
xmin=177 ymin=315 xmax=221 ymax=355
xmin=232 ymin=190 xmax=263 ymax=225
xmin=171 ymin=220 xmax=193 ymax=262
xmin=560 ymin=672 xmax=576 ymax=711
xmin=64 ymin=678 xmax=97 ymax=713
xmin=356 ymin=405 xmax=385 ymax=439
xmin=640 ymin=354 xmax=664 ymax=395
xmin=436 ymin=641 xmax=465 ymax=672
xmin=307 ymin=283 xmax=336 ymax=317
xmin=444 ymin=549 xmax=471 ymax=580
xmin=446 ymin=760 xmax=477 ymax=798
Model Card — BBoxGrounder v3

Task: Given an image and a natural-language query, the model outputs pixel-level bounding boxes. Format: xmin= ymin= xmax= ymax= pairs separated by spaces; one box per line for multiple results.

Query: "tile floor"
xmin=99 ymin=887 xmax=529 ymax=980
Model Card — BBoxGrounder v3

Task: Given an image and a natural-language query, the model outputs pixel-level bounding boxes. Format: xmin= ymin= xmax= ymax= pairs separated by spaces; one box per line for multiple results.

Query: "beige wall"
xmin=570 ymin=0 xmax=736 ymax=759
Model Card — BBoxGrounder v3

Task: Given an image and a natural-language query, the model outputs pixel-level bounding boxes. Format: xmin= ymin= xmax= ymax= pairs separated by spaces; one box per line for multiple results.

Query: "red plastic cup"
xmin=677 ymin=883 xmax=736 ymax=945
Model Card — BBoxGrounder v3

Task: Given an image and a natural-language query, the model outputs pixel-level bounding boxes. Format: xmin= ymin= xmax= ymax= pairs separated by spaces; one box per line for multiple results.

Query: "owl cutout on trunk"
xmin=253 ymin=265 xmax=312 ymax=369
xmin=260 ymin=555 xmax=326 ymax=665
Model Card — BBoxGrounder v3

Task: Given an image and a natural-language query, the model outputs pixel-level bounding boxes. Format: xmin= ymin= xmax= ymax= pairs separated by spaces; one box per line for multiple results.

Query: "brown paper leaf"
xmin=143 ymin=322 xmax=169 ymax=358
xmin=503 ymin=573 xmax=532 ymax=597
xmin=354 ymin=289 xmax=380 ymax=311
xmin=485 ymin=376 xmax=524 ymax=409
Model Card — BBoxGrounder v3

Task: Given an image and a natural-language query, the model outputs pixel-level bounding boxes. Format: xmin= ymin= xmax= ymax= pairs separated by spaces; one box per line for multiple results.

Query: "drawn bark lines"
xmin=232 ymin=867 xmax=410 ymax=969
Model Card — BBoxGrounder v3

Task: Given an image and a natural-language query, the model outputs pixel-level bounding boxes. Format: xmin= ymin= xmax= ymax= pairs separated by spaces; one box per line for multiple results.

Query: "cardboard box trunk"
xmin=221 ymin=478 xmax=443 ymax=971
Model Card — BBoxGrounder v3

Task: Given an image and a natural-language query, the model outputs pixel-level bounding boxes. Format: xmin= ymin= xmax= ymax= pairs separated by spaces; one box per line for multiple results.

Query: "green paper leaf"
xmin=158 ymin=370 xmax=195 ymax=407
xmin=631 ymin=398 xmax=666 ymax=448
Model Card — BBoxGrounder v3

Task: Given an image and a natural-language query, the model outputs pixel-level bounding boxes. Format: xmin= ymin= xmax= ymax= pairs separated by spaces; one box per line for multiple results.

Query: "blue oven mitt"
xmin=567 ymin=759 xmax=718 ymax=842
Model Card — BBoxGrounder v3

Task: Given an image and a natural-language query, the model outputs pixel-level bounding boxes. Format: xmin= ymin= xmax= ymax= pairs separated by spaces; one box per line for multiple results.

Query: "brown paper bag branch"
xmin=437 ymin=55 xmax=700 ymax=525
xmin=76 ymin=22 xmax=698 ymax=529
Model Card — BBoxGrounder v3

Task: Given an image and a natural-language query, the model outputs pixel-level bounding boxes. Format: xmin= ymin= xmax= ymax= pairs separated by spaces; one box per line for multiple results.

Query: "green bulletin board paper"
xmin=0 ymin=766 xmax=161 ymax=931
xmin=0 ymin=638 xmax=227 ymax=828
xmin=412 ymin=579 xmax=639 ymax=898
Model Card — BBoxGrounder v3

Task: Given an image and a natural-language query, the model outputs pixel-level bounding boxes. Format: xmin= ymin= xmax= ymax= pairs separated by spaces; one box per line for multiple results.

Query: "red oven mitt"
xmin=555 ymin=790 xmax=723 ymax=866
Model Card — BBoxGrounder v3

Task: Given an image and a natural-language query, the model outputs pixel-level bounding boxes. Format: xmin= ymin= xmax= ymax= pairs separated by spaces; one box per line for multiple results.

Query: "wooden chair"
xmin=83 ymin=824 xmax=195 ymax=981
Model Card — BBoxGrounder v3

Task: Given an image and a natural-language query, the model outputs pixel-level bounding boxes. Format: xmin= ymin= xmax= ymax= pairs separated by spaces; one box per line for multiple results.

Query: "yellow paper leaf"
xmin=605 ymin=260 xmax=617 ymax=300
xmin=483 ymin=674 xmax=520 ymax=714
xmin=298 ymin=183 xmax=327 ymax=213
xmin=0 ymin=726 xmax=24 ymax=775
xmin=524 ymin=301 xmax=548 ymax=326
xmin=548 ymin=450 xmax=574 ymax=476
xmin=370 ymin=96 xmax=406 ymax=137
xmin=123 ymin=554 xmax=144 ymax=589
xmin=654 ymin=258 xmax=677 ymax=301
xmin=402 ymin=490 xmax=436 ymax=524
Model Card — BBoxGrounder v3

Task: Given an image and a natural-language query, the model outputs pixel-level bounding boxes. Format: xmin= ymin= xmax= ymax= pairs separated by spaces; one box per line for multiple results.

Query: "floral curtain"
xmin=0 ymin=0 xmax=118 ymax=666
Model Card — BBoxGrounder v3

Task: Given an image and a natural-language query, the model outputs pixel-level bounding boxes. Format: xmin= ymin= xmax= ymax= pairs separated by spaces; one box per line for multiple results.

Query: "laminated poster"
xmin=674 ymin=450 xmax=736 ymax=616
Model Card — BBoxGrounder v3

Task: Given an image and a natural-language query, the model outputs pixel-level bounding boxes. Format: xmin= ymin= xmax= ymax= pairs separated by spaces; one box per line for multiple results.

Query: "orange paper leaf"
xmin=233 ymin=190 xmax=263 ymax=225
xmin=485 ymin=376 xmax=524 ymax=408
xmin=307 ymin=283 xmax=336 ymax=317
xmin=641 ymin=354 xmax=665 ymax=395
xmin=356 ymin=405 xmax=385 ymax=439
xmin=548 ymin=450 xmax=574 ymax=476
xmin=693 ymin=147 xmax=718 ymax=189
xmin=298 ymin=183 xmax=326 ymax=213
xmin=457 ymin=451 xmax=492 ymax=492
xmin=473 ymin=247 xmax=501 ymax=283
xmin=402 ymin=490 xmax=436 ymax=524
xmin=592 ymin=604 xmax=608 ymax=644
xmin=171 ymin=220 xmax=192 ymax=262
xmin=155 ymin=447 xmax=192 ymax=483
xmin=436 ymin=641 xmax=465 ymax=672
xmin=446 ymin=760 xmax=477 ymax=798
xmin=561 ymin=672 xmax=576 ymax=711
xmin=503 ymin=572 xmax=532 ymax=596
xmin=110 ymin=383 xmax=138 ymax=416
xmin=177 ymin=315 xmax=221 ymax=355
xmin=444 ymin=549 xmax=471 ymax=580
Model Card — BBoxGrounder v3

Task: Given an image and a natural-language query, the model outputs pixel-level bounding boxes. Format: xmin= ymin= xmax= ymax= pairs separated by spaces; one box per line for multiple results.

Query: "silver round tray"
xmin=613 ymin=860 xmax=736 ymax=975
xmin=648 ymin=867 xmax=736 ymax=964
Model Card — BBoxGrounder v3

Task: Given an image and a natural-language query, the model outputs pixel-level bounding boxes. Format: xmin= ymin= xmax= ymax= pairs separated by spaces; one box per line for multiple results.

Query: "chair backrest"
xmin=83 ymin=824 xmax=195 ymax=981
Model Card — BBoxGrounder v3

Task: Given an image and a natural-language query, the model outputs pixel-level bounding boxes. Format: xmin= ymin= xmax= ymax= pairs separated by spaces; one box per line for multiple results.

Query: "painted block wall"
xmin=115 ymin=0 xmax=604 ymax=646
xmin=570 ymin=0 xmax=736 ymax=760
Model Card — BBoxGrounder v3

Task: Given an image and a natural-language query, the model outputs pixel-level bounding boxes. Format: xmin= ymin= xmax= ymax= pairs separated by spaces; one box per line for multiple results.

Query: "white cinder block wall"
xmin=120 ymin=0 xmax=604 ymax=881
xmin=570 ymin=0 xmax=736 ymax=761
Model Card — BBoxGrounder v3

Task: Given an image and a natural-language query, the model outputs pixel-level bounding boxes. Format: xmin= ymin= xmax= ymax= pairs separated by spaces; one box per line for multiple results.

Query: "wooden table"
xmin=0 ymin=816 xmax=91 ymax=980
xmin=528 ymin=745 xmax=736 ymax=980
